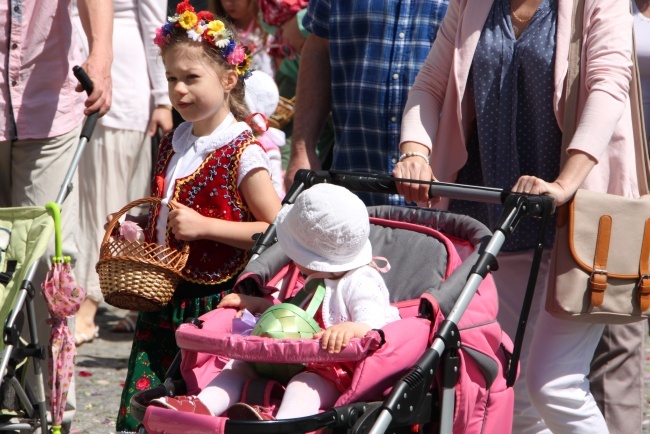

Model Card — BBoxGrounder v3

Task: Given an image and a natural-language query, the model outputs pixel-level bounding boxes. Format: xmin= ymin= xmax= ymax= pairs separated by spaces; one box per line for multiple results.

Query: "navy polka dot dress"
xmin=450 ymin=0 xmax=562 ymax=251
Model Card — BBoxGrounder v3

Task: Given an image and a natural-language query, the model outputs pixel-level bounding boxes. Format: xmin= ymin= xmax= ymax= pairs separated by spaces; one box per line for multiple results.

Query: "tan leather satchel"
xmin=546 ymin=191 xmax=650 ymax=323
xmin=545 ymin=0 xmax=650 ymax=323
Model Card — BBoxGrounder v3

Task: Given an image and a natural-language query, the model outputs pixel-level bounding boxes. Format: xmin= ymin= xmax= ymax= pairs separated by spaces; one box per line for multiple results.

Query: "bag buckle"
xmin=590 ymin=269 xmax=608 ymax=278
xmin=637 ymin=273 xmax=650 ymax=288
xmin=637 ymin=274 xmax=650 ymax=311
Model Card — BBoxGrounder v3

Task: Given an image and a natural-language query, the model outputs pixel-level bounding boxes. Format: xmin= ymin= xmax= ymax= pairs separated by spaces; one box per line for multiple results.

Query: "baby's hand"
xmin=218 ymin=293 xmax=272 ymax=317
xmin=314 ymin=322 xmax=371 ymax=354
xmin=167 ymin=201 xmax=206 ymax=241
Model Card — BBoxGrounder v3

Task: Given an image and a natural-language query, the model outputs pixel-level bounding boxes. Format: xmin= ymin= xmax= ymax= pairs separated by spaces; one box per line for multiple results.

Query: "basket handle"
xmin=101 ymin=197 xmax=189 ymax=254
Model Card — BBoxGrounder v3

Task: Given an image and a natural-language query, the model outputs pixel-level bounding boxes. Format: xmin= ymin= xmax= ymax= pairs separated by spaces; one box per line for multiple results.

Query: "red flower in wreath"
xmin=119 ymin=405 xmax=127 ymax=418
xmin=158 ymin=321 xmax=173 ymax=330
xmin=196 ymin=10 xmax=214 ymax=21
xmin=176 ymin=0 xmax=194 ymax=14
xmin=135 ymin=377 xmax=151 ymax=391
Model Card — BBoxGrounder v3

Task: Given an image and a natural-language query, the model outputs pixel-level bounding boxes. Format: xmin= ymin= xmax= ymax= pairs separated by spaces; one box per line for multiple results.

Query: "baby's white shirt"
xmin=318 ymin=266 xmax=400 ymax=330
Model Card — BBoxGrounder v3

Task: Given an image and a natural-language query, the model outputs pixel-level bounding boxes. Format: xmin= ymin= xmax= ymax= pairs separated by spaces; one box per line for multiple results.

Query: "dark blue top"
xmin=450 ymin=0 xmax=562 ymax=251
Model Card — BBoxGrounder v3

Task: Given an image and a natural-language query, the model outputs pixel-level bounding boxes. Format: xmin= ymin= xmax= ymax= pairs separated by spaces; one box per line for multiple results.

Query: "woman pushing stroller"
xmin=151 ymin=183 xmax=400 ymax=420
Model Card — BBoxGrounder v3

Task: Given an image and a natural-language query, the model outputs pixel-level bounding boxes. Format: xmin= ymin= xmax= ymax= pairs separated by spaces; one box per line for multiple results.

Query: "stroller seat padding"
xmin=176 ymin=307 xmax=385 ymax=363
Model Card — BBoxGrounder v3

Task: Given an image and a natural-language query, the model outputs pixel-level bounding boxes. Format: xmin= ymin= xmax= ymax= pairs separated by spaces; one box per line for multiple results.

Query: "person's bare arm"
xmin=76 ymin=0 xmax=113 ymax=116
xmin=284 ymin=34 xmax=331 ymax=190
xmin=218 ymin=293 xmax=273 ymax=317
xmin=281 ymin=13 xmax=307 ymax=55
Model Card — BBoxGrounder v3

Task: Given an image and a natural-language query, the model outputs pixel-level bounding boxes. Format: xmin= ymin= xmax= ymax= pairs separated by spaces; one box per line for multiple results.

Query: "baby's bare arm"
xmin=313 ymin=322 xmax=371 ymax=354
xmin=217 ymin=293 xmax=273 ymax=317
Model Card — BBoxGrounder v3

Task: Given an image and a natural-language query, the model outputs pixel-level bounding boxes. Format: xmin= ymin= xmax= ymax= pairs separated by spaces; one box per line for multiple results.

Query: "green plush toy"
xmin=250 ymin=279 xmax=325 ymax=383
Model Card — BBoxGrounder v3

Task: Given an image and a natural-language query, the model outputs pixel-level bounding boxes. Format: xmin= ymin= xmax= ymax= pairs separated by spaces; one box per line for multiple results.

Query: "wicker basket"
xmin=96 ymin=197 xmax=189 ymax=312
xmin=268 ymin=96 xmax=295 ymax=130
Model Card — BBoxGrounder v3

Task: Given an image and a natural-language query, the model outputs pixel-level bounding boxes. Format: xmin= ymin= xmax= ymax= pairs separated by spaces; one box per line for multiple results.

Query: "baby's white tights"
xmin=197 ymin=360 xmax=340 ymax=419
xmin=276 ymin=371 xmax=340 ymax=419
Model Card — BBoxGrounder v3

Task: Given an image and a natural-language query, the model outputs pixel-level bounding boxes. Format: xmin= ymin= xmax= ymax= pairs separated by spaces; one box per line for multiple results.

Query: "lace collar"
xmin=171 ymin=114 xmax=252 ymax=155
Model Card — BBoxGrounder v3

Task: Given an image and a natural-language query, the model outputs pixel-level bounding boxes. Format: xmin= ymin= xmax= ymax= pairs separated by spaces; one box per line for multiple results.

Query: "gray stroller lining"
xmin=237 ymin=205 xmax=493 ymax=317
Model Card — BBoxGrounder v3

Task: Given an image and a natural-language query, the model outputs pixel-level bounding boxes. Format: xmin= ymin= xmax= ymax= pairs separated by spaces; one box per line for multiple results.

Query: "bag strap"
xmin=629 ymin=15 xmax=650 ymax=195
xmin=588 ymin=216 xmax=612 ymax=306
xmin=560 ymin=0 xmax=585 ymax=164
xmin=639 ymin=219 xmax=650 ymax=310
xmin=289 ymin=278 xmax=326 ymax=319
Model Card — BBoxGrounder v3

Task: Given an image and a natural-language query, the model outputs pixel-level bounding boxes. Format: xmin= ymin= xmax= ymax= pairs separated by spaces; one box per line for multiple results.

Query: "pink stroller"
xmin=131 ymin=170 xmax=554 ymax=434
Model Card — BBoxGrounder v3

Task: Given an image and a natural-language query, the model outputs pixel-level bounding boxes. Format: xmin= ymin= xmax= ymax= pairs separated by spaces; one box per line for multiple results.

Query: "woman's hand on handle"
xmin=392 ymin=141 xmax=437 ymax=206
xmin=511 ymin=176 xmax=572 ymax=206
xmin=512 ymin=150 xmax=597 ymax=207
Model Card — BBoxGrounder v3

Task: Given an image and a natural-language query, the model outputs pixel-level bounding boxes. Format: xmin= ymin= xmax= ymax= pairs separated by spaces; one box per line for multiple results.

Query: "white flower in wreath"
xmin=188 ymin=24 xmax=205 ymax=42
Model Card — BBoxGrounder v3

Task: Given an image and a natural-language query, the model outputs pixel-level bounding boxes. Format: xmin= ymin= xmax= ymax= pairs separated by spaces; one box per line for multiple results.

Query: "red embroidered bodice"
xmin=145 ymin=129 xmax=261 ymax=285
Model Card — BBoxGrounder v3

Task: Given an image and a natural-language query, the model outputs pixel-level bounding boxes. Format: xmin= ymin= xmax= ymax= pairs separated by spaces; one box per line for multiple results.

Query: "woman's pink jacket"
xmin=401 ymin=0 xmax=639 ymax=198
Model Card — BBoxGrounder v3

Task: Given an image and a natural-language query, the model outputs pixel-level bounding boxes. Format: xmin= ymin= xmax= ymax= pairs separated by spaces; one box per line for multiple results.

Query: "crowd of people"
xmin=1 ymin=0 xmax=649 ymax=433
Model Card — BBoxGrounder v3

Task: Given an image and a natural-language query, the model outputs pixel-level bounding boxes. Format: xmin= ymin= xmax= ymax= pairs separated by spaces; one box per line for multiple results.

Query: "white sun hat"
xmin=276 ymin=184 xmax=372 ymax=273
xmin=244 ymin=70 xmax=279 ymax=119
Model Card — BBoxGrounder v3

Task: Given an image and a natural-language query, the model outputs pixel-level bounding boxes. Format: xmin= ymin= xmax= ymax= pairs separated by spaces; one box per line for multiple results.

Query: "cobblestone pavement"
xmin=72 ymin=304 xmax=132 ymax=434
xmin=72 ymin=304 xmax=650 ymax=433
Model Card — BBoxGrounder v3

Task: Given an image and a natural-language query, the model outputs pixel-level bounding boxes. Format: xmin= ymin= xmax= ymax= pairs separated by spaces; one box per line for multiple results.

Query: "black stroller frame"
xmin=133 ymin=169 xmax=554 ymax=434
xmin=0 ymin=67 xmax=98 ymax=433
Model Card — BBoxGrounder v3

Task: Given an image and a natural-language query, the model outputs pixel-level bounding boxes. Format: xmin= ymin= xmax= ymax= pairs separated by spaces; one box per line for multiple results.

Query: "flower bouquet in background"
xmin=259 ymin=0 xmax=308 ymax=60
xmin=259 ymin=0 xmax=309 ymax=27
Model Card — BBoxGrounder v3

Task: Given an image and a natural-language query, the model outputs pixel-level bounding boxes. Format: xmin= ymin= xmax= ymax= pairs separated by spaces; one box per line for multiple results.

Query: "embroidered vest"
xmin=146 ymin=129 xmax=260 ymax=285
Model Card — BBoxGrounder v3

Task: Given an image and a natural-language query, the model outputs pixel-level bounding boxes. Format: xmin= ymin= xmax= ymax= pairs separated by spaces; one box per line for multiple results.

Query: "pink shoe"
xmin=228 ymin=402 xmax=275 ymax=421
xmin=149 ymin=395 xmax=214 ymax=416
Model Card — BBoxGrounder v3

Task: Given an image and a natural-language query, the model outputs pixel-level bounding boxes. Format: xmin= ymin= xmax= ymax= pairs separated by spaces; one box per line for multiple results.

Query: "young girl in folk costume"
xmin=151 ymin=184 xmax=400 ymax=421
xmin=217 ymin=0 xmax=275 ymax=76
xmin=115 ymin=2 xmax=282 ymax=431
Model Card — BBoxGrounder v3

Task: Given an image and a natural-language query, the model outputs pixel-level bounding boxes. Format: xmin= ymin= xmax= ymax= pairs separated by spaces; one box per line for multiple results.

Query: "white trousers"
xmin=493 ymin=250 xmax=608 ymax=434
xmin=0 ymin=127 xmax=82 ymax=426
xmin=76 ymin=125 xmax=150 ymax=301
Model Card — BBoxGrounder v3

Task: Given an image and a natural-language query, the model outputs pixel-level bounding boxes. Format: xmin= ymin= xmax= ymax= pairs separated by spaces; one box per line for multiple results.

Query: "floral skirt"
xmin=115 ymin=283 xmax=233 ymax=432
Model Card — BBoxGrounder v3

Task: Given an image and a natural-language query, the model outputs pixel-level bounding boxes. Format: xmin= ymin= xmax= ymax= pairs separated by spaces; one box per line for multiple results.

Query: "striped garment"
xmin=304 ymin=0 xmax=449 ymax=206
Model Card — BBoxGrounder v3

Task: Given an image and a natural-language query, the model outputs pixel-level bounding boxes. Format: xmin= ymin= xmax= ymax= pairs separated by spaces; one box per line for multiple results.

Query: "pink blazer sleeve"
xmin=400 ymin=0 xmax=461 ymax=151
xmin=565 ymin=0 xmax=633 ymax=162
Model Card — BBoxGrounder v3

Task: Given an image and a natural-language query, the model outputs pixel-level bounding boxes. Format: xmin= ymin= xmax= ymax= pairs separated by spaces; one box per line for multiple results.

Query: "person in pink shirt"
xmin=0 ymin=0 xmax=113 ymax=429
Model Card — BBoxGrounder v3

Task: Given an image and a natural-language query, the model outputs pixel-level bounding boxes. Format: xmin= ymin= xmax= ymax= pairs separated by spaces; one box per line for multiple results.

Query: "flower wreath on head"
xmin=154 ymin=0 xmax=253 ymax=78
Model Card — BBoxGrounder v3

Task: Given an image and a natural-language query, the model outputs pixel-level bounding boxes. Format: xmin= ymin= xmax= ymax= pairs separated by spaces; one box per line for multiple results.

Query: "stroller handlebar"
xmin=249 ymin=170 xmax=555 ymax=259
xmin=295 ymin=170 xmax=557 ymax=211
xmin=73 ymin=66 xmax=93 ymax=95
xmin=72 ymin=66 xmax=99 ymax=142
xmin=54 ymin=66 xmax=99 ymax=204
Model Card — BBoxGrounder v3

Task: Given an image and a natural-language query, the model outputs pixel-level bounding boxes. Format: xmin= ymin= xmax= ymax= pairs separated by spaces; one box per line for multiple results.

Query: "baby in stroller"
xmin=151 ymin=184 xmax=400 ymax=420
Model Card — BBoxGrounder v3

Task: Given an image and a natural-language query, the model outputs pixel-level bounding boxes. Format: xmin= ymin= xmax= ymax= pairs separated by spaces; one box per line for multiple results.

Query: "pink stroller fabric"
xmin=144 ymin=206 xmax=515 ymax=434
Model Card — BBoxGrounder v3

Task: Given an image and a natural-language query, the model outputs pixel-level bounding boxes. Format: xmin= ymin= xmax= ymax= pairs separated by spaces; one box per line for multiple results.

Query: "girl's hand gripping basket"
xmin=96 ymin=197 xmax=189 ymax=312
